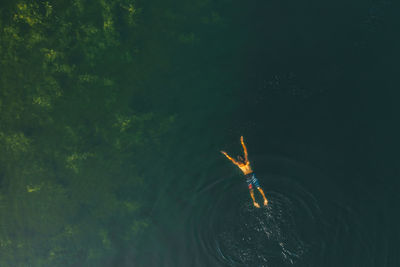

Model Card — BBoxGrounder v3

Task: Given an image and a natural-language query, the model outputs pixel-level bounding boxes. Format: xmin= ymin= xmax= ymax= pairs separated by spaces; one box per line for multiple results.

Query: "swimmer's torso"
xmin=238 ymin=161 xmax=253 ymax=175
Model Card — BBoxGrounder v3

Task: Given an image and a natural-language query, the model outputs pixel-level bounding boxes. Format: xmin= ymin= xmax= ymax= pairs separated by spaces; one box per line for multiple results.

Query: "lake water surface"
xmin=1 ymin=0 xmax=399 ymax=266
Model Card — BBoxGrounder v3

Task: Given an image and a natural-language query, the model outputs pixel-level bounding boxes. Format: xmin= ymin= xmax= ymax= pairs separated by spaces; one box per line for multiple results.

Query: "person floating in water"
xmin=221 ymin=136 xmax=268 ymax=208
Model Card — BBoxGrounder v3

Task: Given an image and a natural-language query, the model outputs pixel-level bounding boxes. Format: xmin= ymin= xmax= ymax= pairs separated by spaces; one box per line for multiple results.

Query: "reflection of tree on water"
xmin=0 ymin=0 xmax=235 ymax=264
xmin=0 ymin=0 xmax=197 ymax=265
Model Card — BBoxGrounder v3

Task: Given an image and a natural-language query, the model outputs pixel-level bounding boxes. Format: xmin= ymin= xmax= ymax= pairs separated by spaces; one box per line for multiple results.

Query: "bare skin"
xmin=221 ymin=136 xmax=268 ymax=208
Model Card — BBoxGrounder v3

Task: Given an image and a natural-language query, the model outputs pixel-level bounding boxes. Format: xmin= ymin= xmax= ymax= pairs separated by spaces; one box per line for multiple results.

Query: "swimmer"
xmin=221 ymin=136 xmax=268 ymax=208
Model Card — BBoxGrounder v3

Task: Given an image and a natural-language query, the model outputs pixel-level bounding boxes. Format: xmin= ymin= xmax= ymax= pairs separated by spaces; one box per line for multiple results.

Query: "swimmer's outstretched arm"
xmin=221 ymin=151 xmax=239 ymax=166
xmin=240 ymin=136 xmax=248 ymax=162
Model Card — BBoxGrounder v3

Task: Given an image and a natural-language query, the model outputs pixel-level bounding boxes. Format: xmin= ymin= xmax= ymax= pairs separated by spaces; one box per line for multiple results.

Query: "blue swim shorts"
xmin=245 ymin=173 xmax=260 ymax=189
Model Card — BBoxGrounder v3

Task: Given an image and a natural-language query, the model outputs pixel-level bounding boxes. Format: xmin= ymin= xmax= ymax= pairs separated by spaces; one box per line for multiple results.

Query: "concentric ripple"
xmin=188 ymin=175 xmax=322 ymax=266
xmin=183 ymin=155 xmax=375 ymax=266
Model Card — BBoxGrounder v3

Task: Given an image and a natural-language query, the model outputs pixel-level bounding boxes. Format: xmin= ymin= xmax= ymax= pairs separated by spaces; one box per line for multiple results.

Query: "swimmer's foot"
xmin=263 ymin=199 xmax=268 ymax=206
xmin=253 ymin=202 xmax=260 ymax=208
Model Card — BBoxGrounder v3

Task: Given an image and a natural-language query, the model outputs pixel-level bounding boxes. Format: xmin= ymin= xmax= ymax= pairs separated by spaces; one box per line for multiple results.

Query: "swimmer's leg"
xmin=257 ymin=187 xmax=268 ymax=206
xmin=249 ymin=188 xmax=260 ymax=208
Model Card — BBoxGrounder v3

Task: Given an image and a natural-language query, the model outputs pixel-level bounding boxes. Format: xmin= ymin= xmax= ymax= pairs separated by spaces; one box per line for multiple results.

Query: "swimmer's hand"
xmin=221 ymin=150 xmax=230 ymax=159
xmin=254 ymin=202 xmax=260 ymax=208
xmin=264 ymin=199 xmax=268 ymax=206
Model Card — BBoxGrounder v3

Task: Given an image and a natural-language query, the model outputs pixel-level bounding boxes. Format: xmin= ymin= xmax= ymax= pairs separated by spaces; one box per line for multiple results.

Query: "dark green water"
xmin=0 ymin=0 xmax=399 ymax=266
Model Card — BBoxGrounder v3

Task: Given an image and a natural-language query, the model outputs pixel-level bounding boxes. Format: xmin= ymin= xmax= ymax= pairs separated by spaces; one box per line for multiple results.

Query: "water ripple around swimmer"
xmin=213 ymin=177 xmax=320 ymax=266
xmin=185 ymin=155 xmax=375 ymax=266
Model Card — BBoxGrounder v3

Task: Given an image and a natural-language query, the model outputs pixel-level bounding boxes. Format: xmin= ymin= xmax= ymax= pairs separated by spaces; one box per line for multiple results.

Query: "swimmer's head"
xmin=237 ymin=155 xmax=245 ymax=164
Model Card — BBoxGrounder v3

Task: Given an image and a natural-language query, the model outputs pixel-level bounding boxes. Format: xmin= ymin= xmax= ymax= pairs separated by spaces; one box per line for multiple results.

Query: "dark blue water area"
xmin=134 ymin=0 xmax=399 ymax=265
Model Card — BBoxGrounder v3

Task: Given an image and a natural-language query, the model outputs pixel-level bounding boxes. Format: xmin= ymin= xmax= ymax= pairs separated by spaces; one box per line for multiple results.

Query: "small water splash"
xmin=211 ymin=180 xmax=318 ymax=266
